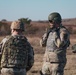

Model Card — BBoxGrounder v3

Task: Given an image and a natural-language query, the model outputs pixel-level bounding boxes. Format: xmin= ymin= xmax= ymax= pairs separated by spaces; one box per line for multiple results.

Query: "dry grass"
xmin=0 ymin=19 xmax=76 ymax=75
xmin=0 ymin=34 xmax=76 ymax=75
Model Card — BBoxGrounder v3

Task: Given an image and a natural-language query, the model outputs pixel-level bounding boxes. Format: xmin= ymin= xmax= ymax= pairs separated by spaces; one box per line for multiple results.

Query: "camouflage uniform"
xmin=0 ymin=21 xmax=34 ymax=75
xmin=72 ymin=44 xmax=76 ymax=53
xmin=40 ymin=12 xmax=70 ymax=75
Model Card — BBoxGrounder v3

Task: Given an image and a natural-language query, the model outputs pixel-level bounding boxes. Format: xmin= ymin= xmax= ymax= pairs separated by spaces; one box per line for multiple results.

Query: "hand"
xmin=60 ymin=31 xmax=66 ymax=41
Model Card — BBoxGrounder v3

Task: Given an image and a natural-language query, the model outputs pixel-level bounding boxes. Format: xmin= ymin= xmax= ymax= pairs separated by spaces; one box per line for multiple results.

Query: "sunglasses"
xmin=49 ymin=20 xmax=54 ymax=23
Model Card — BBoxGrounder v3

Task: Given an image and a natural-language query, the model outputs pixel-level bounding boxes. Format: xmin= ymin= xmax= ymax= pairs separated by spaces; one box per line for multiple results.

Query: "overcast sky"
xmin=0 ymin=0 xmax=76 ymax=21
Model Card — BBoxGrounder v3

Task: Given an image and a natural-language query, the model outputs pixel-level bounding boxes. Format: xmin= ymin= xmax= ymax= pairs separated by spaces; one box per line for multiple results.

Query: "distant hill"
xmin=31 ymin=18 xmax=76 ymax=25
xmin=0 ymin=18 xmax=76 ymax=36
xmin=62 ymin=18 xmax=76 ymax=25
xmin=31 ymin=18 xmax=76 ymax=28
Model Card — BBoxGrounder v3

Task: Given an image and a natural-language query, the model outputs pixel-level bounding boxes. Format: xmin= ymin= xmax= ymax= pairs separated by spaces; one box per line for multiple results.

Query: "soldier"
xmin=0 ymin=21 xmax=34 ymax=75
xmin=40 ymin=12 xmax=70 ymax=75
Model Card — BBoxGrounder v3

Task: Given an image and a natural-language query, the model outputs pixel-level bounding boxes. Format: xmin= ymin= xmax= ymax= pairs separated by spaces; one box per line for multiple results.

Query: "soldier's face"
xmin=49 ymin=22 xmax=54 ymax=28
xmin=11 ymin=29 xmax=14 ymax=34
xmin=49 ymin=20 xmax=60 ymax=28
xmin=49 ymin=20 xmax=55 ymax=28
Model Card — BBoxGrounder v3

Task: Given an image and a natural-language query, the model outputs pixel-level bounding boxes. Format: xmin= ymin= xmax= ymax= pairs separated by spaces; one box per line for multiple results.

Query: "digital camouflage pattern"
xmin=1 ymin=35 xmax=34 ymax=70
xmin=40 ymin=25 xmax=70 ymax=75
xmin=1 ymin=68 xmax=26 ymax=75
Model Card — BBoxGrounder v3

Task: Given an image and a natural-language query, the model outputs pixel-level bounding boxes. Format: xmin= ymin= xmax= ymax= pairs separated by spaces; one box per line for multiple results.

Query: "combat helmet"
xmin=11 ymin=21 xmax=25 ymax=31
xmin=48 ymin=12 xmax=62 ymax=24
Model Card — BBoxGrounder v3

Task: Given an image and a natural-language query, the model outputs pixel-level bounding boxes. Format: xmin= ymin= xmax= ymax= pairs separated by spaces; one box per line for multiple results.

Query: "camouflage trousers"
xmin=41 ymin=52 xmax=66 ymax=75
xmin=1 ymin=68 xmax=26 ymax=75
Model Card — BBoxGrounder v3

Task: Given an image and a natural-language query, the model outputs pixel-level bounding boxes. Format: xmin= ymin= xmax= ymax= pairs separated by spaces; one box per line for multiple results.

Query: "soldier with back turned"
xmin=0 ymin=21 xmax=34 ymax=75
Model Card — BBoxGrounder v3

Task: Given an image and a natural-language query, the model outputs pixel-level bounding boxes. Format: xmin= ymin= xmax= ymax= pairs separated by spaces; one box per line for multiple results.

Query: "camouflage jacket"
xmin=0 ymin=35 xmax=34 ymax=70
xmin=40 ymin=25 xmax=70 ymax=54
